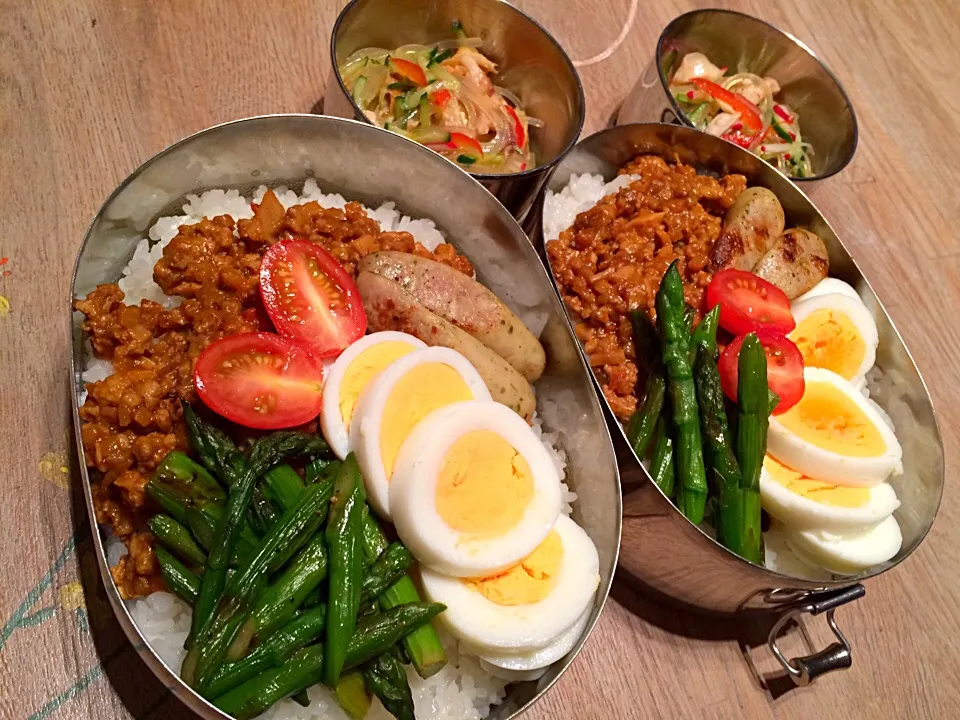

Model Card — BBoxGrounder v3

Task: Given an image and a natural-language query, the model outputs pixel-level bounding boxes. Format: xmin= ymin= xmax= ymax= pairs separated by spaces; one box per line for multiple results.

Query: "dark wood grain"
xmin=2 ymin=0 xmax=959 ymax=718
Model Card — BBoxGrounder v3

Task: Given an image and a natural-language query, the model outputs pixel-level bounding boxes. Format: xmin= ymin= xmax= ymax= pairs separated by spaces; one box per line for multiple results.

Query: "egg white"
xmin=349 ymin=347 xmax=491 ymax=519
xmin=790 ymin=291 xmax=879 ymax=385
xmin=793 ymin=277 xmax=861 ymax=303
xmin=390 ymin=400 xmax=562 ymax=577
xmin=760 ymin=462 xmax=900 ymax=531
xmin=420 ymin=515 xmax=600 ymax=654
xmin=320 ymin=332 xmax=426 ymax=459
xmin=476 ymin=607 xmax=592 ymax=676
xmin=768 ymin=367 xmax=903 ymax=487
xmin=784 ymin=515 xmax=903 ymax=575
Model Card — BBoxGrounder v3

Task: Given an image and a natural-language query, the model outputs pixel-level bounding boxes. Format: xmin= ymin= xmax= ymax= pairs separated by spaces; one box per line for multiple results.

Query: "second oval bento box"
xmin=539 ymin=122 xmax=943 ymax=682
xmin=70 ymin=115 xmax=620 ymax=720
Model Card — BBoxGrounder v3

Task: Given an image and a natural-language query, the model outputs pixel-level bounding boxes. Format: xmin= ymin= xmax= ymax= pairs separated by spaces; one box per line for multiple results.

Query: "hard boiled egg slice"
xmin=420 ymin=515 xmax=600 ymax=654
xmin=788 ymin=291 xmax=878 ymax=387
xmin=350 ymin=347 xmax=490 ymax=519
xmin=793 ymin=277 xmax=861 ymax=303
xmin=784 ymin=515 xmax=903 ymax=575
xmin=476 ymin=607 xmax=592 ymax=678
xmin=760 ymin=455 xmax=900 ymax=531
xmin=768 ymin=367 xmax=902 ymax=487
xmin=390 ymin=400 xmax=562 ymax=577
xmin=320 ymin=331 xmax=426 ymax=459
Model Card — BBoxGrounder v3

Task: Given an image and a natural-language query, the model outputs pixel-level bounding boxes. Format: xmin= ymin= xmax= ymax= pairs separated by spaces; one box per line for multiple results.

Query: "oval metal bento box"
xmin=541 ymin=123 xmax=943 ymax=683
xmin=69 ymin=115 xmax=621 ymax=720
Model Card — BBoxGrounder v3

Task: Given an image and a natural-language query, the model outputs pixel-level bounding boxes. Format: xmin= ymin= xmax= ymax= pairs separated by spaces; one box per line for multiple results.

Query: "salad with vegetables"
xmin=666 ymin=52 xmax=813 ymax=178
xmin=338 ymin=21 xmax=537 ymax=174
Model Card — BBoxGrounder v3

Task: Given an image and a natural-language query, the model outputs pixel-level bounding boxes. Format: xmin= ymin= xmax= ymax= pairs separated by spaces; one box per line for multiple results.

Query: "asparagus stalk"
xmin=362 ymin=649 xmax=414 ymax=720
xmin=155 ymin=546 xmax=200 ymax=604
xmin=360 ymin=543 xmax=414 ymax=604
xmin=147 ymin=515 xmax=206 ymax=566
xmin=360 ymin=511 xmax=446 ymax=678
xmin=185 ymin=431 xmax=330 ymax=671
xmin=735 ymin=334 xmax=768 ymax=564
xmin=335 ymin=671 xmax=372 ymax=720
xmin=655 ymin=262 xmax=708 ymax=524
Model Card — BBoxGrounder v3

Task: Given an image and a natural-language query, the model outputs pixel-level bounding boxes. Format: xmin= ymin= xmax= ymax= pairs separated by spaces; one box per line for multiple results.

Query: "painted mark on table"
xmin=2 ymin=533 xmax=120 ymax=718
xmin=39 ymin=450 xmax=71 ymax=489
xmin=0 ymin=255 xmax=10 ymax=277
xmin=0 ymin=294 xmax=9 ymax=318
xmin=570 ymin=0 xmax=639 ymax=68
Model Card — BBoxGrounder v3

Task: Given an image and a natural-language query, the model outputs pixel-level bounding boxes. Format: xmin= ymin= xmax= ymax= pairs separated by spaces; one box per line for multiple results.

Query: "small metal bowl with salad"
xmin=617 ymin=8 xmax=858 ymax=181
xmin=327 ymin=0 xmax=585 ymax=222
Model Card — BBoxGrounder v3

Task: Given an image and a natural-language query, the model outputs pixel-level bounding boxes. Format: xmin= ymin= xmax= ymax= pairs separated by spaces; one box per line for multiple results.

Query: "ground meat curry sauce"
xmin=546 ymin=155 xmax=746 ymax=421
xmin=76 ymin=191 xmax=473 ymax=598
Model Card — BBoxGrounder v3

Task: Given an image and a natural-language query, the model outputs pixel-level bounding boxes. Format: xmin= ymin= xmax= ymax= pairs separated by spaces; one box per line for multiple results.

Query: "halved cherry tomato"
xmin=431 ymin=88 xmax=452 ymax=107
xmin=260 ymin=239 xmax=367 ymax=358
xmin=449 ymin=131 xmax=483 ymax=158
xmin=389 ymin=57 xmax=427 ymax=86
xmin=718 ymin=331 xmax=805 ymax=414
xmin=194 ymin=332 xmax=324 ymax=429
xmin=690 ymin=78 xmax=762 ymax=133
xmin=504 ymin=104 xmax=525 ymax=149
xmin=706 ymin=269 xmax=796 ymax=336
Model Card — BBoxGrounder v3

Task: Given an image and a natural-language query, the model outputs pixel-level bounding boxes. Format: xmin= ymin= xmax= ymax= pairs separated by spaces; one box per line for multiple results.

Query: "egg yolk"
xmin=789 ymin=309 xmax=865 ymax=381
xmin=339 ymin=342 xmax=416 ymax=426
xmin=380 ymin=363 xmax=474 ymax=478
xmin=776 ymin=381 xmax=886 ymax=458
xmin=436 ymin=430 xmax=534 ymax=538
xmin=464 ymin=530 xmax=562 ymax=606
xmin=764 ymin=456 xmax=869 ymax=507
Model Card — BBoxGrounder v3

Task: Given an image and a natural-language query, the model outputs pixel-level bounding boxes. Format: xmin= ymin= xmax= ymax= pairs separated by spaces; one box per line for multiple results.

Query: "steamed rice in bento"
xmin=76 ymin=178 xmax=594 ymax=720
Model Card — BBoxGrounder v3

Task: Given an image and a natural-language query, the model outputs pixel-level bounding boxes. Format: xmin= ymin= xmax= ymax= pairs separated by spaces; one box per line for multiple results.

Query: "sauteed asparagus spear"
xmin=148 ymin=515 xmax=206 ymax=566
xmin=336 ymin=671 xmax=372 ymax=720
xmin=656 ymin=261 xmax=708 ymax=523
xmin=625 ymin=373 xmax=666 ymax=458
xmin=155 ymin=546 xmax=200 ymax=604
xmin=325 ymin=455 xmax=367 ymax=686
xmin=185 ymin=431 xmax=330 ymax=670
xmin=360 ymin=543 xmax=415 ymax=604
xmin=734 ymin=334 xmax=768 ymax=564
xmin=363 ymin=649 xmax=415 ymax=720
xmin=192 ymin=476 xmax=335 ymax=690
xmin=360 ymin=511 xmax=447 ymax=678
xmin=649 ymin=417 xmax=675 ymax=497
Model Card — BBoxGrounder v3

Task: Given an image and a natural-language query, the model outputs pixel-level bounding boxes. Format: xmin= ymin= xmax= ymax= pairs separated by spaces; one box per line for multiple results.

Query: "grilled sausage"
xmin=753 ymin=228 xmax=830 ymax=299
xmin=710 ymin=187 xmax=786 ymax=271
xmin=357 ymin=251 xmax=546 ymax=383
xmin=356 ymin=271 xmax=537 ymax=420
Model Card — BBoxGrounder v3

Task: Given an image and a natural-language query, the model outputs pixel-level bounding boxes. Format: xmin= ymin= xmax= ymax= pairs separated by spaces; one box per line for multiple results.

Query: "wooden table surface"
xmin=2 ymin=0 xmax=959 ymax=718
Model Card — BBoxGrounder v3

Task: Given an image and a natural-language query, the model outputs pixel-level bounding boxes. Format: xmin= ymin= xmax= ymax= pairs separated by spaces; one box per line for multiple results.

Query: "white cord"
xmin=571 ymin=0 xmax=640 ymax=68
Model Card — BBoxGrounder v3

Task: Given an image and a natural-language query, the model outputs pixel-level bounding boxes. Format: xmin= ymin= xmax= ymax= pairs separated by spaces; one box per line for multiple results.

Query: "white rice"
xmin=92 ymin=180 xmax=575 ymax=720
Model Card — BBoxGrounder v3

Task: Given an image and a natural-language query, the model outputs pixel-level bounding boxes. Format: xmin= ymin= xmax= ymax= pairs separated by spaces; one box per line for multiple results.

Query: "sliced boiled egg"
xmin=793 ymin=277 xmax=861 ymax=303
xmin=476 ymin=607 xmax=592 ymax=678
xmin=784 ymin=515 xmax=903 ymax=575
xmin=760 ymin=455 xmax=900 ymax=531
xmin=320 ymin=331 xmax=426 ymax=459
xmin=350 ymin=347 xmax=491 ymax=519
xmin=768 ymin=367 xmax=902 ymax=487
xmin=789 ymin=291 xmax=878 ymax=387
xmin=390 ymin=400 xmax=562 ymax=577
xmin=420 ymin=515 xmax=599 ymax=654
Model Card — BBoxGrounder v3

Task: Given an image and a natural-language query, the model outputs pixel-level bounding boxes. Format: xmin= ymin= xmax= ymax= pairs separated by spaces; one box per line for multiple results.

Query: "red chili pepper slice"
xmin=389 ymin=57 xmax=427 ymax=86
xmin=431 ymin=88 xmax=452 ymax=107
xmin=691 ymin=78 xmax=763 ymax=133
xmin=504 ymin=105 xmax=525 ymax=149
xmin=449 ymin=132 xmax=483 ymax=158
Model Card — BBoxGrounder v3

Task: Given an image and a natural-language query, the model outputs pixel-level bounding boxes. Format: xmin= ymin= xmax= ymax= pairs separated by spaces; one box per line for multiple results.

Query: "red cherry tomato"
xmin=706 ymin=269 xmax=796 ymax=336
xmin=389 ymin=57 xmax=427 ymax=86
xmin=718 ymin=331 xmax=805 ymax=415
xmin=194 ymin=332 xmax=324 ymax=429
xmin=260 ymin=239 xmax=367 ymax=358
